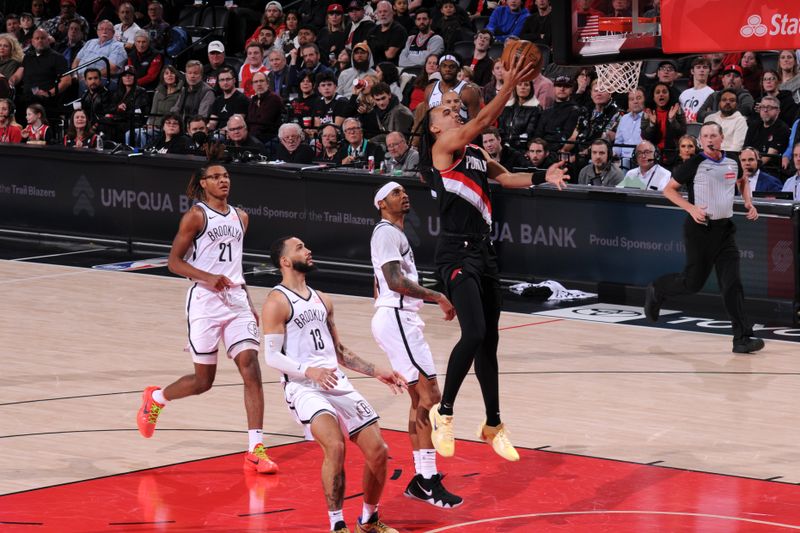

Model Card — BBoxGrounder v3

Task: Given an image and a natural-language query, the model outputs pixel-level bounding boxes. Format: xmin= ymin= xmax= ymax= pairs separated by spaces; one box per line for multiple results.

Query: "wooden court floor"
xmin=2 ymin=260 xmax=800 ymax=531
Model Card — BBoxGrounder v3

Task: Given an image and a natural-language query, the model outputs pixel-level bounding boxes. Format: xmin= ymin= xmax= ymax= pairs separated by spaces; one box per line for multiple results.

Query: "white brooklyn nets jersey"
xmin=273 ymin=285 xmax=339 ymax=386
xmin=186 ymin=202 xmax=245 ymax=286
xmin=370 ymin=220 xmax=423 ymax=311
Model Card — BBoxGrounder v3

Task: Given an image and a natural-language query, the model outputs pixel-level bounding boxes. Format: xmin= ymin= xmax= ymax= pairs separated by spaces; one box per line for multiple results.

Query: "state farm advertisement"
xmin=662 ymin=0 xmax=800 ymax=53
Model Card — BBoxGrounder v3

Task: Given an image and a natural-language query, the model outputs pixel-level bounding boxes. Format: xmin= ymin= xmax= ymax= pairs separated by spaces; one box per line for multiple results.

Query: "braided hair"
xmin=185 ymin=142 xmax=228 ymax=200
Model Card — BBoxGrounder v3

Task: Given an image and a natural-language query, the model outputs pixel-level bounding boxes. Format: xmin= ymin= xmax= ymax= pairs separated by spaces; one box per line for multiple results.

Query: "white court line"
xmin=425 ymin=510 xmax=800 ymax=532
xmin=12 ymin=248 xmax=107 ymax=262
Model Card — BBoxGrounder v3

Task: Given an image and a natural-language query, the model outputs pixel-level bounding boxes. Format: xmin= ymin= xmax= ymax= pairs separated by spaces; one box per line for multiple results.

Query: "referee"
xmin=644 ymin=121 xmax=765 ymax=354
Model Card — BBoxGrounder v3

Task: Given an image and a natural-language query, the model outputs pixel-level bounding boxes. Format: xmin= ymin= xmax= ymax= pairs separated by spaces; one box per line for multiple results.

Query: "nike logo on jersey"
xmin=291 ymin=299 xmax=299 ymax=303
xmin=208 ymin=215 xmax=218 ymax=219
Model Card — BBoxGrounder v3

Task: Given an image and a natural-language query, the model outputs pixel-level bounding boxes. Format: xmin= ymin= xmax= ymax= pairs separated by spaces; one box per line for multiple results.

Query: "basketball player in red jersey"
xmin=419 ymin=53 xmax=568 ymax=462
xmin=136 ymin=160 xmax=278 ymax=475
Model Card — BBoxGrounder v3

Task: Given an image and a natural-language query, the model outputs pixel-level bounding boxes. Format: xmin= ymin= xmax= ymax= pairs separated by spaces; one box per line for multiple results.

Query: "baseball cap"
xmin=208 ymin=40 xmax=225 ymax=54
xmin=120 ymin=65 xmax=136 ymax=76
xmin=60 ymin=0 xmax=76 ymax=6
xmin=554 ymin=75 xmax=573 ymax=87
xmin=264 ymin=1 xmax=283 ymax=12
xmin=722 ymin=64 xmax=743 ymax=76
xmin=347 ymin=0 xmax=364 ymax=10
xmin=657 ymin=59 xmax=678 ymax=71
xmin=327 ymin=3 xmax=344 ymax=13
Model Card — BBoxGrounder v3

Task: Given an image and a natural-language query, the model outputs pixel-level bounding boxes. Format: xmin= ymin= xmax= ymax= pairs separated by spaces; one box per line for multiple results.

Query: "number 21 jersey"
xmin=186 ymin=202 xmax=245 ymax=286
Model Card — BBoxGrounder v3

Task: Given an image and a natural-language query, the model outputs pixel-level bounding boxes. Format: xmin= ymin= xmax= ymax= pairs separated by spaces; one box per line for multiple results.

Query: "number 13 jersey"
xmin=186 ymin=202 xmax=246 ymax=286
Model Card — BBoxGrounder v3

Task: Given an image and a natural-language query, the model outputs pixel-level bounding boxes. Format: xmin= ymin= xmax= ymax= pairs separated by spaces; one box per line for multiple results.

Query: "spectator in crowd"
xmin=127 ymin=31 xmax=163 ymax=91
xmin=289 ymin=42 xmax=334 ymax=91
xmin=434 ymin=0 xmax=471 ymax=51
xmin=526 ymin=138 xmax=556 ymax=177
xmin=225 ymin=113 xmax=268 ymax=156
xmin=705 ymin=89 xmax=748 ymax=152
xmin=486 ymin=0 xmax=529 ymax=43
xmin=247 ymin=1 xmax=285 ymax=48
xmin=617 ymin=140 xmax=671 ymax=190
xmin=609 ymin=0 xmax=632 ymax=16
xmin=208 ymin=66 xmax=250 ymax=131
xmin=0 ymin=98 xmax=23 ymax=143
xmin=367 ymin=0 xmax=407 ymax=65
xmin=17 ymin=13 xmax=34 ymax=47
xmin=781 ymin=118 xmax=800 ymax=174
xmin=407 ymin=52 xmax=439 ymax=111
xmin=782 ymin=143 xmax=800 ymax=199
xmin=22 ymin=29 xmax=71 ymax=119
xmin=777 ymin=49 xmax=798 ymax=86
xmin=266 ymin=48 xmax=292 ymax=100
xmin=55 ymin=20 xmax=85 ymax=69
xmin=498 ymin=79 xmax=541 ymax=152
xmin=79 ymin=67 xmax=114 ymax=130
xmin=643 ymin=0 xmax=660 ymax=16
xmin=184 ymin=115 xmax=211 ymax=154
xmin=375 ymin=61 xmax=403 ymax=102
xmin=275 ymin=121 xmax=313 ymax=162
xmin=738 ymin=51 xmax=761 ymax=96
xmin=614 ymin=86 xmax=644 ymax=170
xmin=679 ymin=56 xmax=713 ymax=123
xmin=481 ymin=58 xmax=504 ymax=105
xmin=142 ymin=1 xmax=170 ymax=52
xmin=5 ymin=15 xmax=23 ymax=42
xmin=20 ymin=102 xmax=55 ymax=144
xmin=316 ymin=122 xmax=344 ymax=163
xmin=697 ymin=65 xmax=754 ymax=121
xmin=531 ymin=70 xmax=555 ymax=110
xmin=336 ymin=41 xmax=375 ymax=98
xmin=392 ymin=0 xmax=414 ymax=32
xmin=535 ymin=75 xmax=581 ymax=151
xmin=482 ymin=127 xmax=528 ymax=170
xmin=40 ymin=0 xmax=89 ymax=45
xmin=237 ymin=43 xmax=267 ymax=99
xmin=277 ymin=10 xmax=300 ymax=54
xmin=739 ymin=146 xmax=783 ymax=193
xmin=72 ymin=19 xmax=127 ymax=84
xmin=0 ymin=33 xmax=24 ymax=89
xmin=334 ymin=47 xmax=351 ymax=78
xmin=641 ymin=81 xmax=686 ymax=166
xmin=146 ymin=112 xmax=190 ymax=153
xmin=423 ymin=54 xmax=481 ymax=121
xmin=246 ymin=70 xmax=282 ymax=144
xmin=675 ymin=134 xmax=698 ymax=165
xmin=317 ymin=4 xmax=348 ymax=67
xmin=29 ymin=0 xmax=48 ymax=27
xmin=744 ymin=94 xmax=789 ymax=175
xmin=467 ymin=30 xmax=494 ymax=87
xmin=359 ymin=81 xmax=413 ymax=144
xmin=577 ymin=138 xmax=624 ymax=186
xmin=385 ymin=130 xmax=418 ymax=171
xmin=519 ymin=0 xmax=552 ymax=47
xmin=148 ymin=64 xmax=184 ymax=129
xmin=289 ymin=71 xmax=317 ymax=137
xmin=312 ymin=71 xmax=349 ymax=130
xmin=108 ymin=64 xmax=148 ymax=142
xmin=645 ymin=59 xmax=680 ymax=100
xmin=339 ymin=116 xmax=384 ymax=167
xmin=345 ymin=0 xmax=375 ymax=51
xmin=758 ymin=69 xmax=798 ymax=128
xmin=256 ymin=26 xmax=279 ymax=55
xmin=399 ymin=8 xmax=444 ymax=69
xmin=183 ymin=60 xmax=215 ymax=120
xmin=203 ymin=40 xmax=233 ymax=92
xmin=114 ymin=2 xmax=141 ymax=50
xmin=572 ymin=78 xmax=622 ymax=154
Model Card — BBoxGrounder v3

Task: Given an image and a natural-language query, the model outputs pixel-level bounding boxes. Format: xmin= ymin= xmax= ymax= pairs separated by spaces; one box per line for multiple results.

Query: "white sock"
xmin=328 ymin=509 xmax=344 ymax=530
xmin=360 ymin=502 xmax=378 ymax=524
xmin=412 ymin=450 xmax=422 ymax=474
xmin=420 ymin=449 xmax=437 ymax=479
xmin=152 ymin=388 xmax=167 ymax=404
xmin=248 ymin=429 xmax=263 ymax=451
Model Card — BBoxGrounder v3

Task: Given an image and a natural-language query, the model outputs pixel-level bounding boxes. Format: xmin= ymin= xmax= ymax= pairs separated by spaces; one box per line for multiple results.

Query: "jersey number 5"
xmin=218 ymin=242 xmax=232 ymax=262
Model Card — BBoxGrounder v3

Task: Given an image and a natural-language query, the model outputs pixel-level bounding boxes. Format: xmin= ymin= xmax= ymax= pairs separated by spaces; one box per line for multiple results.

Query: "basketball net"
xmin=596 ymin=60 xmax=643 ymax=94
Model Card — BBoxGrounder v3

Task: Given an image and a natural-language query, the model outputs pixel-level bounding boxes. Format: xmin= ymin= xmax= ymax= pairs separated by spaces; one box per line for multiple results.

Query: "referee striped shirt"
xmin=673 ymin=152 xmax=742 ymax=220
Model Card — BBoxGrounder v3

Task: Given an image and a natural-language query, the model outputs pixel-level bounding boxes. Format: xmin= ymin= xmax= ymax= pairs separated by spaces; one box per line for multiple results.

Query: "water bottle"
xmin=96 ymin=132 xmax=104 ymax=152
xmin=367 ymin=155 xmax=375 ymax=173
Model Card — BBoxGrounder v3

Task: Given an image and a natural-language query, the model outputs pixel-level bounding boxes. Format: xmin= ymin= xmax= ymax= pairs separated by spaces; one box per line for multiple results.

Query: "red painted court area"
xmin=3 ymin=429 xmax=800 ymax=532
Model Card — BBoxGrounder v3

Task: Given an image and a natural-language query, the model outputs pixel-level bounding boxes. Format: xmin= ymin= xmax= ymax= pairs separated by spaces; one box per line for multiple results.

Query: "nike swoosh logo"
xmin=209 ymin=215 xmax=218 ymax=220
xmin=420 ymin=484 xmax=433 ymax=497
xmin=246 ymin=457 xmax=259 ymax=464
xmin=291 ymin=299 xmax=299 ymax=303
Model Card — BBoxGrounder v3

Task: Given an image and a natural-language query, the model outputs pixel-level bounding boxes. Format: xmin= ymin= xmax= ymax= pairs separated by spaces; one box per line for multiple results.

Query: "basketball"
xmin=501 ymin=39 xmax=542 ymax=82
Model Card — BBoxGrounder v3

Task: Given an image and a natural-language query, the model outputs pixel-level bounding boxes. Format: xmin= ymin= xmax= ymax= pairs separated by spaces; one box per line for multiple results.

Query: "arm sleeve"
xmin=263 ymin=333 xmax=308 ymax=379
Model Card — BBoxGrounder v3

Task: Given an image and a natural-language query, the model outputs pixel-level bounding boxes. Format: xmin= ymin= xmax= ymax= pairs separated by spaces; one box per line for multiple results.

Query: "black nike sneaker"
xmin=404 ymin=473 xmax=463 ymax=508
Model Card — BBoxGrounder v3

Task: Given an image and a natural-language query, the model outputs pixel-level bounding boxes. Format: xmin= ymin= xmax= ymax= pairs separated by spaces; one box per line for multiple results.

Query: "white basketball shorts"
xmin=371 ymin=306 xmax=436 ymax=385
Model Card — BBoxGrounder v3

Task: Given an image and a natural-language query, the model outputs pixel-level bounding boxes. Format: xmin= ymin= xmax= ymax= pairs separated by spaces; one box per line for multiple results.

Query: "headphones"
xmin=633 ymin=143 xmax=660 ymax=163
xmin=317 ymin=122 xmax=344 ymax=148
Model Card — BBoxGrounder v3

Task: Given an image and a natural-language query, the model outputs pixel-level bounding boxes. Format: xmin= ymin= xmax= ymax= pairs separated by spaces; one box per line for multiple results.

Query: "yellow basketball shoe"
xmin=429 ymin=403 xmax=455 ymax=457
xmin=354 ymin=514 xmax=398 ymax=533
xmin=477 ymin=421 xmax=520 ymax=462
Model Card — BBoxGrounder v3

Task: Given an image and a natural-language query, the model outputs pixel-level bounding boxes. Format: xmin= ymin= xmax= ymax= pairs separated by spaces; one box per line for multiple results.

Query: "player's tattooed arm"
xmin=320 ymin=291 xmax=377 ymax=377
xmin=382 ymin=261 xmax=442 ymax=302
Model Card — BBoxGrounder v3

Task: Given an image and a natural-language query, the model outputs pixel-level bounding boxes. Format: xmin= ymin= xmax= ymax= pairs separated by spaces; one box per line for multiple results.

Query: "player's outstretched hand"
xmin=436 ymin=294 xmax=456 ymax=321
xmin=502 ymin=51 xmax=536 ymax=89
xmin=375 ymin=368 xmax=408 ymax=394
xmin=545 ymin=160 xmax=570 ymax=190
xmin=306 ymin=367 xmax=339 ymax=390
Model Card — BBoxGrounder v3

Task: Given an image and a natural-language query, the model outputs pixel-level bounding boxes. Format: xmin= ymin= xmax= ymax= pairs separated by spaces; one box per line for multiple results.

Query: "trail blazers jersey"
xmin=434 ymin=143 xmax=493 ymax=235
xmin=186 ymin=202 xmax=246 ymax=286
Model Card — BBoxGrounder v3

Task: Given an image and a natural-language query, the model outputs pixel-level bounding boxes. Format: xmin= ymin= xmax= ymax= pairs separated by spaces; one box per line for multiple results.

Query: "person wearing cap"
xmin=245 ymin=1 xmax=286 ymax=48
xmin=369 ymin=181 xmax=463 ymax=511
xmin=399 ymin=8 xmax=444 ymax=69
xmin=337 ymin=41 xmax=376 ymax=98
xmin=534 ymin=74 xmax=581 ymax=151
xmin=317 ymin=4 xmax=349 ymax=68
xmin=704 ymin=88 xmax=749 ymax=152
xmin=697 ymin=64 xmax=754 ymax=122
xmin=127 ymin=30 xmax=163 ymax=91
xmin=419 ymin=54 xmax=567 ymax=464
xmin=366 ymin=0 xmax=407 ymax=65
xmin=203 ymin=40 xmax=234 ymax=94
xmin=108 ymin=64 xmax=148 ymax=142
xmin=485 ymin=0 xmax=529 ymax=43
xmin=345 ymin=0 xmax=375 ymax=50
xmin=40 ymin=0 xmax=89 ymax=44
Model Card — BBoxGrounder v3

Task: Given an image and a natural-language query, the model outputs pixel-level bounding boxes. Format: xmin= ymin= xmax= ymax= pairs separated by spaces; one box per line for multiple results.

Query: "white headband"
xmin=439 ymin=54 xmax=460 ymax=67
xmin=374 ymin=181 xmax=402 ymax=209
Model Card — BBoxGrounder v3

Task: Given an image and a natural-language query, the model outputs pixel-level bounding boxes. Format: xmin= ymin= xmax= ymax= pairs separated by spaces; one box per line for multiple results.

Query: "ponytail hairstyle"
xmin=185 ymin=142 xmax=228 ymax=200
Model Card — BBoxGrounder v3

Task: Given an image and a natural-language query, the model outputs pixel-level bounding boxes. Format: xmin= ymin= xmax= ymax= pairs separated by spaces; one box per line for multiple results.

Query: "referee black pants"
xmin=653 ymin=217 xmax=753 ymax=341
